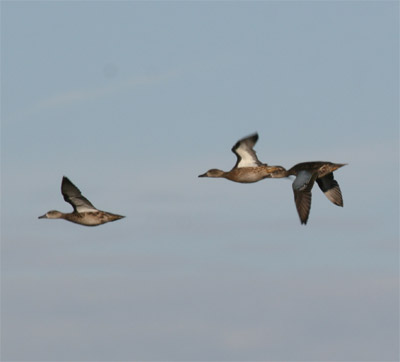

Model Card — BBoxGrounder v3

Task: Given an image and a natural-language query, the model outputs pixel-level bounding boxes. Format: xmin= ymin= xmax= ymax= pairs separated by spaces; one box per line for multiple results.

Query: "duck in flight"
xmin=38 ymin=176 xmax=125 ymax=226
xmin=198 ymin=133 xmax=285 ymax=183
xmin=269 ymin=162 xmax=346 ymax=224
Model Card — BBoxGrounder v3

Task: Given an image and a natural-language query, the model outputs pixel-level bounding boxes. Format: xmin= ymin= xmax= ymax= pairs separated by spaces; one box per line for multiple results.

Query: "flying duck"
xmin=198 ymin=133 xmax=285 ymax=183
xmin=38 ymin=176 xmax=125 ymax=226
xmin=268 ymin=162 xmax=346 ymax=224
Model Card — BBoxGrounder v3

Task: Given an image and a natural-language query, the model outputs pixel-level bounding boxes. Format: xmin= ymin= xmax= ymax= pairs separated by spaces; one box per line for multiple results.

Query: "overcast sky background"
xmin=1 ymin=1 xmax=399 ymax=361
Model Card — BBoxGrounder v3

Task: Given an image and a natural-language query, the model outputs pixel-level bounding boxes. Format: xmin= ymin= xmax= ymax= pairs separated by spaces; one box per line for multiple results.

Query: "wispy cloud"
xmin=6 ymin=70 xmax=178 ymax=122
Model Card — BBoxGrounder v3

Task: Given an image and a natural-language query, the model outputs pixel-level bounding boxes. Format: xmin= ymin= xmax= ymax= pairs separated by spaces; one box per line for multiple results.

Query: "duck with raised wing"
xmin=38 ymin=176 xmax=125 ymax=226
xmin=269 ymin=162 xmax=347 ymax=224
xmin=198 ymin=133 xmax=285 ymax=183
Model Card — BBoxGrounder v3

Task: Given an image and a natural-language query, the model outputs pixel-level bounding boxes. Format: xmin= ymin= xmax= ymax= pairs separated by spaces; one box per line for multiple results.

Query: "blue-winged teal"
xmin=198 ymin=133 xmax=285 ymax=183
xmin=38 ymin=176 xmax=125 ymax=226
xmin=269 ymin=162 xmax=346 ymax=224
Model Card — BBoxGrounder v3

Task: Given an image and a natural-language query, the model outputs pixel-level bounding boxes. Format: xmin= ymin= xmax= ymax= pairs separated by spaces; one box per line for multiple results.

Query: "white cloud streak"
xmin=6 ymin=70 xmax=178 ymax=122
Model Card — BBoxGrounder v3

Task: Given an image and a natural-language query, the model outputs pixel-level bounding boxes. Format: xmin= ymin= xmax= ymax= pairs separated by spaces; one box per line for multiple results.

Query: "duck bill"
xmin=38 ymin=214 xmax=47 ymax=219
xmin=266 ymin=166 xmax=287 ymax=178
xmin=198 ymin=173 xmax=207 ymax=178
xmin=267 ymin=166 xmax=285 ymax=172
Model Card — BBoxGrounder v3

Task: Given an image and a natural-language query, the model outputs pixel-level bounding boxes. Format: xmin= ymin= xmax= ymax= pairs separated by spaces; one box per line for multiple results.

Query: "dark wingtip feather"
xmin=249 ymin=132 xmax=259 ymax=143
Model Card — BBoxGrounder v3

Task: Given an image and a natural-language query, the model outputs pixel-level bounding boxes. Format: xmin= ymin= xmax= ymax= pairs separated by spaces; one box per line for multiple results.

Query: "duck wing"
xmin=316 ymin=173 xmax=343 ymax=207
xmin=292 ymin=170 xmax=317 ymax=225
xmin=231 ymin=133 xmax=263 ymax=168
xmin=61 ymin=176 xmax=97 ymax=212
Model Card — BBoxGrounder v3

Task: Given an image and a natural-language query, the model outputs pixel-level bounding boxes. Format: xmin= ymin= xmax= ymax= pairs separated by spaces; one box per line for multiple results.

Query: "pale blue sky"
xmin=1 ymin=1 xmax=399 ymax=361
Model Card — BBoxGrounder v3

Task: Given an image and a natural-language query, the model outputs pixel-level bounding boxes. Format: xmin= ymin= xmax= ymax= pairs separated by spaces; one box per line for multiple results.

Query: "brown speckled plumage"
xmin=269 ymin=161 xmax=346 ymax=224
xmin=198 ymin=133 xmax=285 ymax=183
xmin=39 ymin=177 xmax=124 ymax=227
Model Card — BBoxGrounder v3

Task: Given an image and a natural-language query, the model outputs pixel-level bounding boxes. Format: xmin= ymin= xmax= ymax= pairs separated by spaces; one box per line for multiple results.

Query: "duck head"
xmin=38 ymin=210 xmax=64 ymax=219
xmin=198 ymin=169 xmax=226 ymax=178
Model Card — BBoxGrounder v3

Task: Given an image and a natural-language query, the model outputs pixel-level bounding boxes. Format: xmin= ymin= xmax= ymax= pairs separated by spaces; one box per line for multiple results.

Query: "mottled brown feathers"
xmin=39 ymin=177 xmax=124 ymax=227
